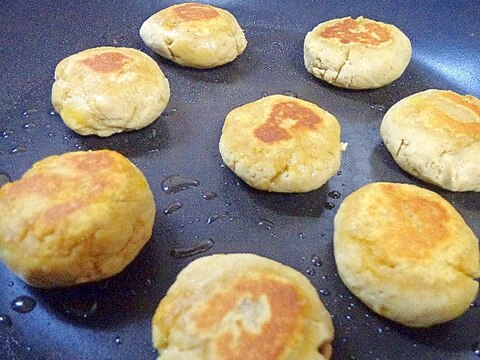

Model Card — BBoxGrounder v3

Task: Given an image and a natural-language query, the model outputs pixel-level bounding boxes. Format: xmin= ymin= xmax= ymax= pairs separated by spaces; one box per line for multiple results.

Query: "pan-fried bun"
xmin=0 ymin=150 xmax=155 ymax=288
xmin=334 ymin=182 xmax=480 ymax=327
xmin=52 ymin=46 xmax=170 ymax=137
xmin=140 ymin=2 xmax=247 ymax=68
xmin=219 ymin=95 xmax=341 ymax=192
xmin=304 ymin=16 xmax=411 ymax=89
xmin=152 ymin=253 xmax=334 ymax=360
xmin=381 ymin=89 xmax=480 ymax=191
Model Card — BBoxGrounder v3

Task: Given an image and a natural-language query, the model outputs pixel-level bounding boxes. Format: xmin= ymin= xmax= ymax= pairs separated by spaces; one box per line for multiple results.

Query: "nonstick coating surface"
xmin=1 ymin=1 xmax=479 ymax=359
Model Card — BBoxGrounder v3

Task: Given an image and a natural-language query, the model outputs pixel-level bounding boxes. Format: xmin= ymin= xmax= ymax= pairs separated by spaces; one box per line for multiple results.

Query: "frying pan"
xmin=1 ymin=1 xmax=479 ymax=359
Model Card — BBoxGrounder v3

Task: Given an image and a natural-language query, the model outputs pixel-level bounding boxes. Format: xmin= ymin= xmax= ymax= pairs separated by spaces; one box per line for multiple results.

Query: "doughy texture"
xmin=219 ymin=95 xmax=341 ymax=193
xmin=381 ymin=89 xmax=480 ymax=191
xmin=0 ymin=150 xmax=155 ymax=287
xmin=52 ymin=46 xmax=170 ymax=137
xmin=334 ymin=182 xmax=480 ymax=327
xmin=152 ymin=253 xmax=334 ymax=360
xmin=304 ymin=16 xmax=411 ymax=89
xmin=140 ymin=2 xmax=247 ymax=68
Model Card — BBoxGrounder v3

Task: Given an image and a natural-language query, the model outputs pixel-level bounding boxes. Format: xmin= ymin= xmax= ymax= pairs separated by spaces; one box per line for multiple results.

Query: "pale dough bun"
xmin=381 ymin=89 xmax=480 ymax=191
xmin=0 ymin=150 xmax=156 ymax=288
xmin=52 ymin=46 xmax=170 ymax=137
xmin=304 ymin=16 xmax=411 ymax=89
xmin=334 ymin=182 xmax=480 ymax=327
xmin=219 ymin=95 xmax=341 ymax=192
xmin=152 ymin=253 xmax=334 ymax=360
xmin=140 ymin=2 xmax=247 ymax=68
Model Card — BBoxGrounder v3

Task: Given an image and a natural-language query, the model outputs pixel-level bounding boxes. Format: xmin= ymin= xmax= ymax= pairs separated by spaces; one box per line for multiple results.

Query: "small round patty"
xmin=52 ymin=46 xmax=170 ymax=137
xmin=0 ymin=150 xmax=156 ymax=288
xmin=304 ymin=16 xmax=411 ymax=89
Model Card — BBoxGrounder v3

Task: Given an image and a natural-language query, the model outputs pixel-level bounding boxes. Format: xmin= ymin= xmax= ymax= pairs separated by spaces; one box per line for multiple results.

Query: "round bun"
xmin=0 ymin=150 xmax=156 ymax=288
xmin=140 ymin=2 xmax=247 ymax=68
xmin=304 ymin=16 xmax=411 ymax=89
xmin=334 ymin=182 xmax=480 ymax=327
xmin=219 ymin=95 xmax=341 ymax=192
xmin=52 ymin=46 xmax=170 ymax=137
xmin=152 ymin=253 xmax=334 ymax=360
xmin=381 ymin=89 xmax=480 ymax=191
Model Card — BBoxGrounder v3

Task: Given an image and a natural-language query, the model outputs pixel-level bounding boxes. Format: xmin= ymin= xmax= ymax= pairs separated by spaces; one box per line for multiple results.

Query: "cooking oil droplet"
xmin=202 ymin=191 xmax=217 ymax=200
xmin=10 ymin=145 xmax=27 ymax=154
xmin=0 ymin=314 xmax=13 ymax=328
xmin=299 ymin=232 xmax=305 ymax=239
xmin=8 ymin=281 xmax=14 ymax=287
xmin=161 ymin=175 xmax=199 ymax=194
xmin=22 ymin=123 xmax=37 ymax=130
xmin=11 ymin=296 xmax=36 ymax=313
xmin=472 ymin=342 xmax=480 ymax=357
xmin=1 ymin=129 xmax=13 ymax=138
xmin=0 ymin=173 xmax=11 ymax=187
xmin=62 ymin=297 xmax=98 ymax=319
xmin=327 ymin=190 xmax=341 ymax=199
xmin=170 ymin=239 xmax=215 ymax=259
xmin=21 ymin=109 xmax=37 ymax=117
xmin=258 ymin=219 xmax=274 ymax=229
xmin=115 ymin=336 xmax=122 ymax=345
xmin=162 ymin=108 xmax=178 ymax=117
xmin=282 ymin=90 xmax=298 ymax=98
xmin=261 ymin=91 xmax=269 ymax=98
xmin=371 ymin=104 xmax=386 ymax=112
xmin=311 ymin=255 xmax=322 ymax=267
xmin=319 ymin=289 xmax=331 ymax=296
xmin=325 ymin=202 xmax=335 ymax=210
xmin=163 ymin=201 xmax=183 ymax=215
xmin=470 ymin=299 xmax=479 ymax=308
xmin=207 ymin=212 xmax=229 ymax=224
xmin=48 ymin=109 xmax=58 ymax=116
xmin=305 ymin=268 xmax=316 ymax=276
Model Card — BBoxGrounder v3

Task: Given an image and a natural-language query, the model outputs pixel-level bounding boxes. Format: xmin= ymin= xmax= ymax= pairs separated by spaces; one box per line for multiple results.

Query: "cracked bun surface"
xmin=219 ymin=95 xmax=341 ymax=193
xmin=304 ymin=16 xmax=411 ymax=89
xmin=381 ymin=89 xmax=480 ymax=191
xmin=140 ymin=2 xmax=247 ymax=68
xmin=152 ymin=253 xmax=334 ymax=360
xmin=52 ymin=46 xmax=170 ymax=137
xmin=0 ymin=150 xmax=156 ymax=288
xmin=334 ymin=182 xmax=480 ymax=327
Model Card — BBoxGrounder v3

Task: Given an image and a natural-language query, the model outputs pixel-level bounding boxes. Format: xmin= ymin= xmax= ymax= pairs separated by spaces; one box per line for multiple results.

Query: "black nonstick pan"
xmin=1 ymin=1 xmax=479 ymax=359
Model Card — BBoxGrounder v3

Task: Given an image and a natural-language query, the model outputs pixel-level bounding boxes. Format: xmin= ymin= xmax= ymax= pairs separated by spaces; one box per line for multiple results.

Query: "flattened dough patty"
xmin=152 ymin=253 xmax=334 ymax=360
xmin=0 ymin=150 xmax=156 ymax=287
xmin=52 ymin=46 xmax=170 ymax=137
xmin=304 ymin=16 xmax=411 ymax=89
xmin=381 ymin=89 xmax=480 ymax=191
xmin=219 ymin=95 xmax=341 ymax=193
xmin=334 ymin=182 xmax=480 ymax=327
xmin=140 ymin=2 xmax=247 ymax=68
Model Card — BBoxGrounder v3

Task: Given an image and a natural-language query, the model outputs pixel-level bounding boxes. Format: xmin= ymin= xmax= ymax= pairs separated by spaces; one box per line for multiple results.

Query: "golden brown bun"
xmin=334 ymin=182 xmax=480 ymax=327
xmin=304 ymin=16 xmax=411 ymax=89
xmin=152 ymin=253 xmax=334 ymax=360
xmin=0 ymin=150 xmax=155 ymax=288
xmin=140 ymin=3 xmax=247 ymax=68
xmin=52 ymin=46 xmax=170 ymax=137
xmin=219 ymin=95 xmax=341 ymax=192
xmin=381 ymin=89 xmax=480 ymax=191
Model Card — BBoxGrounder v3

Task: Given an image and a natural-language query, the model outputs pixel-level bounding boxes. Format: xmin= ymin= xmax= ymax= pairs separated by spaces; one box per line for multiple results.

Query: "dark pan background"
xmin=1 ymin=1 xmax=479 ymax=359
